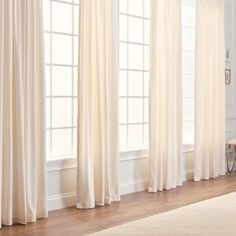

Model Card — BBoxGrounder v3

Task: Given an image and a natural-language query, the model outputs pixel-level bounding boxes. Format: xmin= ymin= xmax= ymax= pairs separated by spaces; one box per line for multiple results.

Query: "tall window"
xmin=119 ymin=0 xmax=196 ymax=150
xmin=182 ymin=0 xmax=196 ymax=145
xmin=119 ymin=0 xmax=150 ymax=151
xmin=43 ymin=0 xmax=79 ymax=159
xmin=43 ymin=0 xmax=196 ymax=159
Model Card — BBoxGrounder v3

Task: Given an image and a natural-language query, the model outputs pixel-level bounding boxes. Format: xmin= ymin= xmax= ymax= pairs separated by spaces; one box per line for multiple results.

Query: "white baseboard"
xmin=48 ymin=169 xmax=195 ymax=211
xmin=47 ymin=179 xmax=149 ymax=211
xmin=184 ymin=169 xmax=194 ymax=181
xmin=120 ymin=178 xmax=148 ymax=195
xmin=48 ymin=192 xmax=76 ymax=211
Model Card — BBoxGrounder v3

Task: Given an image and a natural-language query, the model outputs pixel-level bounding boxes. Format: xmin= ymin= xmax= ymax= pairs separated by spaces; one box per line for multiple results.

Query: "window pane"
xmin=183 ymin=121 xmax=194 ymax=144
xmin=144 ymin=46 xmax=149 ymax=70
xmin=52 ymin=1 xmax=72 ymax=34
xmin=128 ymin=44 xmax=143 ymax=70
xmin=119 ymin=42 xmax=128 ymax=68
xmin=43 ymin=0 xmax=50 ymax=31
xmin=46 ymin=130 xmax=51 ymax=157
xmin=46 ymin=98 xmax=51 ymax=128
xmin=74 ymin=5 xmax=79 ymax=35
xmin=52 ymin=34 xmax=72 ymax=65
xmin=128 ymin=124 xmax=143 ymax=148
xmin=44 ymin=33 xmax=50 ymax=64
xmin=144 ymin=124 xmax=149 ymax=147
xmin=120 ymin=0 xmax=127 ymax=14
xmin=182 ymin=0 xmax=196 ymax=7
xmin=45 ymin=65 xmax=51 ymax=96
xmin=183 ymin=76 xmax=194 ymax=98
xmin=144 ymin=19 xmax=150 ymax=44
xmin=144 ymin=1 xmax=151 ymax=18
xmin=128 ymin=98 xmax=143 ymax=123
xmin=120 ymin=15 xmax=127 ymax=41
xmin=128 ymin=16 xmax=143 ymax=43
xmin=182 ymin=51 xmax=194 ymax=74
xmin=128 ymin=0 xmax=143 ymax=17
xmin=182 ymin=28 xmax=195 ymax=51
xmin=144 ymin=98 xmax=149 ymax=123
xmin=52 ymin=129 xmax=72 ymax=157
xmin=119 ymin=125 xmax=127 ymax=150
xmin=52 ymin=66 xmax=72 ymax=96
xmin=144 ymin=72 xmax=149 ymax=96
xmin=73 ymin=128 xmax=77 ymax=153
xmin=128 ymin=71 xmax=143 ymax=96
xmin=182 ymin=5 xmax=196 ymax=27
xmin=119 ymin=71 xmax=127 ymax=96
xmin=119 ymin=98 xmax=127 ymax=124
xmin=74 ymin=68 xmax=78 ymax=96
xmin=52 ymin=98 xmax=72 ymax=127
xmin=73 ymin=98 xmax=78 ymax=126
xmin=73 ymin=36 xmax=78 ymax=65
xmin=183 ymin=98 xmax=194 ymax=121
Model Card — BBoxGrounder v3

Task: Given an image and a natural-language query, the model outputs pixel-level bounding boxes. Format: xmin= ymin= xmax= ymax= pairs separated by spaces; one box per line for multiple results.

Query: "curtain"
xmin=194 ymin=0 xmax=225 ymax=181
xmin=148 ymin=0 xmax=183 ymax=192
xmin=77 ymin=0 xmax=120 ymax=209
xmin=0 ymin=0 xmax=47 ymax=227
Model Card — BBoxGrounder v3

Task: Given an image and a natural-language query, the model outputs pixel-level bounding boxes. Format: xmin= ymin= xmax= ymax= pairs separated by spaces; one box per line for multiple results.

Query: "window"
xmin=119 ymin=0 xmax=196 ymax=150
xmin=119 ymin=0 xmax=150 ymax=151
xmin=182 ymin=0 xmax=196 ymax=145
xmin=43 ymin=0 xmax=195 ymax=159
xmin=43 ymin=0 xmax=79 ymax=159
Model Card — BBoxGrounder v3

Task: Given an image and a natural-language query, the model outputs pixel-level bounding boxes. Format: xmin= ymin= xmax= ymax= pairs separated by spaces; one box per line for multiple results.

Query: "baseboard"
xmin=184 ymin=169 xmax=194 ymax=181
xmin=47 ymin=179 xmax=149 ymax=211
xmin=48 ymin=192 xmax=76 ymax=211
xmin=47 ymin=169 xmax=194 ymax=211
xmin=120 ymin=178 xmax=148 ymax=195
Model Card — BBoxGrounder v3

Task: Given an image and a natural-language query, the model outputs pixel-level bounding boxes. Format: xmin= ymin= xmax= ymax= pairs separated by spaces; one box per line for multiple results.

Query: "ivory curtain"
xmin=194 ymin=0 xmax=225 ymax=181
xmin=77 ymin=0 xmax=120 ymax=209
xmin=148 ymin=0 xmax=183 ymax=192
xmin=0 ymin=0 xmax=47 ymax=227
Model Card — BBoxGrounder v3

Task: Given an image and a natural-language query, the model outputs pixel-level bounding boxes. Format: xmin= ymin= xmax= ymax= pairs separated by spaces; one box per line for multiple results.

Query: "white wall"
xmin=47 ymin=0 xmax=236 ymax=211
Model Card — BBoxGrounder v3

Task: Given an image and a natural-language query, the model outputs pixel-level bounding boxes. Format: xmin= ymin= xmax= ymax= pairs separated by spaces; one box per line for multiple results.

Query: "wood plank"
xmin=1 ymin=173 xmax=236 ymax=236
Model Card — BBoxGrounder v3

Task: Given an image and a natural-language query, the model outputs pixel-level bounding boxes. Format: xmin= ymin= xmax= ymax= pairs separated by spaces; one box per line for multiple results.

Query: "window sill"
xmin=47 ymin=157 xmax=77 ymax=172
xmin=47 ymin=144 xmax=194 ymax=172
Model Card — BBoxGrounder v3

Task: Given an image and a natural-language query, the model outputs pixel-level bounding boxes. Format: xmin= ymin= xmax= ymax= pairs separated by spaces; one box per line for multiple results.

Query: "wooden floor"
xmin=1 ymin=173 xmax=236 ymax=236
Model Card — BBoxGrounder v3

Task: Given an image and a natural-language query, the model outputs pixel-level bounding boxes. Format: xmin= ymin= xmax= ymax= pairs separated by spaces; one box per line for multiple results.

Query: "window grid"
xmin=182 ymin=0 xmax=196 ymax=144
xmin=44 ymin=0 xmax=78 ymax=159
xmin=119 ymin=0 xmax=150 ymax=151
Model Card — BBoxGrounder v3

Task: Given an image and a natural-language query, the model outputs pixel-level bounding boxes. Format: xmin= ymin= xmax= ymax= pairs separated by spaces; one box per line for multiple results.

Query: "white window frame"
xmin=44 ymin=0 xmax=79 ymax=160
xmin=119 ymin=0 xmax=150 ymax=153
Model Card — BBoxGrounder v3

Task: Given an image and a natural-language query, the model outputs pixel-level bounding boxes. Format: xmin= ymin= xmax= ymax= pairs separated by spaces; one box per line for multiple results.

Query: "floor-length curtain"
xmin=77 ymin=0 xmax=120 ymax=209
xmin=0 ymin=0 xmax=47 ymax=227
xmin=195 ymin=0 xmax=225 ymax=181
xmin=148 ymin=0 xmax=183 ymax=192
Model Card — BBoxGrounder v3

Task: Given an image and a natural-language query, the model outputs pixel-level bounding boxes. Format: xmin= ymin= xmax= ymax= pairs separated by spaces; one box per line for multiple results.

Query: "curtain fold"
xmin=148 ymin=0 xmax=183 ymax=192
xmin=194 ymin=0 xmax=226 ymax=181
xmin=77 ymin=0 xmax=120 ymax=209
xmin=0 ymin=0 xmax=47 ymax=227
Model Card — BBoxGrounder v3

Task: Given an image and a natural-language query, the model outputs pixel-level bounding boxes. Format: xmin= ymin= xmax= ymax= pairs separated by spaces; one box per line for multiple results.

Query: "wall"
xmin=47 ymin=1 xmax=236 ymax=211
xmin=225 ymin=0 xmax=236 ymax=140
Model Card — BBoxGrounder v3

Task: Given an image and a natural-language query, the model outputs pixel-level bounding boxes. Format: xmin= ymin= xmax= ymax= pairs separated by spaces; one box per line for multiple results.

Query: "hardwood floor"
xmin=1 ymin=173 xmax=236 ymax=236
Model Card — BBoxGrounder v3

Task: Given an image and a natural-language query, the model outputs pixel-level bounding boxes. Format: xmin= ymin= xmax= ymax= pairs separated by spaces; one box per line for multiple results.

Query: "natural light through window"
xmin=119 ymin=0 xmax=150 ymax=151
xmin=43 ymin=0 xmax=196 ymax=159
xmin=182 ymin=0 xmax=196 ymax=145
xmin=43 ymin=0 xmax=79 ymax=159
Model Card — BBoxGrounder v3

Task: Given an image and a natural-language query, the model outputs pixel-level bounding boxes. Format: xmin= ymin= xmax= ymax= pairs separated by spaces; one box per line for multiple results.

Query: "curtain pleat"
xmin=194 ymin=0 xmax=226 ymax=181
xmin=149 ymin=0 xmax=183 ymax=192
xmin=0 ymin=0 xmax=47 ymax=227
xmin=77 ymin=0 xmax=120 ymax=209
